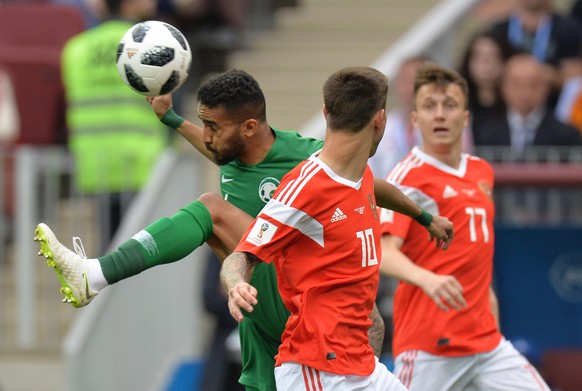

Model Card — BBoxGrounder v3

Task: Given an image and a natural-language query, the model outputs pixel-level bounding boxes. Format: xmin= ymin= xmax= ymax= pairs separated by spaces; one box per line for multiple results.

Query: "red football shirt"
xmin=380 ymin=147 xmax=502 ymax=357
xmin=237 ymin=155 xmax=381 ymax=376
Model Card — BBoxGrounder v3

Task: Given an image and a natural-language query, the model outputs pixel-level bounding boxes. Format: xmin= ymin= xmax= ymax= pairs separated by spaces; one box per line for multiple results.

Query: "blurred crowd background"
xmin=0 ymin=0 xmax=581 ymax=390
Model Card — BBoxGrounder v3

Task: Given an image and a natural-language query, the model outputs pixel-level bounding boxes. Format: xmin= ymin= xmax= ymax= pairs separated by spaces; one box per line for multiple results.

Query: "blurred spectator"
xmin=488 ymin=0 xmax=582 ymax=69
xmin=487 ymin=0 xmax=582 ymax=106
xmin=458 ymin=30 xmax=515 ymax=143
xmin=472 ymin=53 xmax=582 ymax=158
xmin=0 ymin=67 xmax=18 ymax=144
xmin=61 ymin=0 xmax=168 ymax=251
xmin=555 ymin=56 xmax=582 ymax=135
xmin=160 ymin=0 xmax=251 ymax=34
xmin=200 ymin=252 xmax=244 ymax=391
xmin=368 ymin=57 xmax=428 ymax=179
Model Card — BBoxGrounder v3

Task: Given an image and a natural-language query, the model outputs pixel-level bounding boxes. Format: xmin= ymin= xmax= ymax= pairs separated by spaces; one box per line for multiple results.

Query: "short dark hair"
xmin=197 ymin=69 xmax=267 ymax=123
xmin=322 ymin=66 xmax=389 ymax=132
xmin=414 ymin=63 xmax=469 ymax=109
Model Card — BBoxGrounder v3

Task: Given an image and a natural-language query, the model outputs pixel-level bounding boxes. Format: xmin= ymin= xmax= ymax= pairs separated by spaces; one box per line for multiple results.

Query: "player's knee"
xmin=198 ymin=192 xmax=226 ymax=220
xmin=198 ymin=192 xmax=221 ymax=206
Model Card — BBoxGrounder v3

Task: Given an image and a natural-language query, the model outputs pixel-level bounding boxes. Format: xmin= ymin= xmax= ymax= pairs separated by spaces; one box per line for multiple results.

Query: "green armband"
xmin=160 ymin=108 xmax=185 ymax=129
xmin=414 ymin=208 xmax=433 ymax=227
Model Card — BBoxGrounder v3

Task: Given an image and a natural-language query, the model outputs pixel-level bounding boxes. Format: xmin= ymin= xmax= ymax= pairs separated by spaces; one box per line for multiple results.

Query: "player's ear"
xmin=241 ymin=118 xmax=258 ymax=137
xmin=411 ymin=110 xmax=418 ymax=129
xmin=373 ymin=109 xmax=386 ymax=131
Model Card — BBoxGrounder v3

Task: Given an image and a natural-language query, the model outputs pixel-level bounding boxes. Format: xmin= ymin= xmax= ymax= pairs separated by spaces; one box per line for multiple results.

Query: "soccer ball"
xmin=116 ymin=20 xmax=191 ymax=96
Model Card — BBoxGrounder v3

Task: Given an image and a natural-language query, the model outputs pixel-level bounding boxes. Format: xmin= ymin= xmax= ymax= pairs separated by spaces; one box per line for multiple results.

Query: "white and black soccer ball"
xmin=116 ymin=20 xmax=191 ymax=96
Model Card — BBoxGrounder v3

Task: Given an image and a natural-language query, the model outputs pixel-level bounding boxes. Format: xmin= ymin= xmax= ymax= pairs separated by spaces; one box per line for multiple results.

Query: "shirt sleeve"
xmin=236 ymin=200 xmax=306 ymax=264
xmin=379 ymin=206 xmax=413 ymax=239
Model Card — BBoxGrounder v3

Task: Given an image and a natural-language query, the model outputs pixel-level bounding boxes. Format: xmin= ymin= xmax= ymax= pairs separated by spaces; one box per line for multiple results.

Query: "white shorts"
xmin=274 ymin=357 xmax=407 ymax=391
xmin=394 ymin=338 xmax=550 ymax=391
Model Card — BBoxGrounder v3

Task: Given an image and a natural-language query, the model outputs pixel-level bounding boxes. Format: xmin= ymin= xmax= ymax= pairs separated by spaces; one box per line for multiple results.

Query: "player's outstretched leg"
xmin=36 ymin=193 xmax=252 ymax=307
xmin=35 ymin=223 xmax=97 ymax=308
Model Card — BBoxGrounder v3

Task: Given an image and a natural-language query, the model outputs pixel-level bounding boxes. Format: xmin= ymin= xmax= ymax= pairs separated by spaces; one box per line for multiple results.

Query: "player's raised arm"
xmin=147 ymin=94 xmax=215 ymax=163
xmin=373 ymin=177 xmax=454 ymax=249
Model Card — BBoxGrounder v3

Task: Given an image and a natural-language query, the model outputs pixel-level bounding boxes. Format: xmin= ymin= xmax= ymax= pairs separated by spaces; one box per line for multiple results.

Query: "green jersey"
xmin=219 ymin=128 xmax=323 ymax=391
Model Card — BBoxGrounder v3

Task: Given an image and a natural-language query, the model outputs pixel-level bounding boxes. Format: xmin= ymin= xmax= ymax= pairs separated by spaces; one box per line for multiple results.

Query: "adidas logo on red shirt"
xmin=442 ymin=185 xmax=458 ymax=199
xmin=331 ymin=207 xmax=347 ymax=222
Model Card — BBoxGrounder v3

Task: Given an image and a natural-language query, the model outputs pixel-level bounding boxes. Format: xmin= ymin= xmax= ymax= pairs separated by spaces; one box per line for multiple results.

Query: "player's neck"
xmin=318 ymin=130 xmax=371 ymax=181
xmin=421 ymin=144 xmax=462 ymax=169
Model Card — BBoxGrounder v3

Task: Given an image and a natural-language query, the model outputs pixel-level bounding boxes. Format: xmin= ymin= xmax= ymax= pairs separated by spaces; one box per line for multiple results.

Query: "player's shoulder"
xmin=465 ymin=153 xmax=494 ymax=177
xmin=274 ymin=158 xmax=325 ymax=200
xmin=278 ymin=156 xmax=317 ymax=184
xmin=63 ymin=28 xmax=89 ymax=52
xmin=386 ymin=150 xmax=425 ymax=184
xmin=273 ymin=128 xmax=323 ymax=149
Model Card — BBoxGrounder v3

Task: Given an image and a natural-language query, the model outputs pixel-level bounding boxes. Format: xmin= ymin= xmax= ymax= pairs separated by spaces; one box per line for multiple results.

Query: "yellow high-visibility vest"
xmin=62 ymin=20 xmax=167 ymax=193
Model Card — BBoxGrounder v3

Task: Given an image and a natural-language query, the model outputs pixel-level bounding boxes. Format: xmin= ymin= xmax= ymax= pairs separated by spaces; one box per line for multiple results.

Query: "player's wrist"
xmin=414 ymin=208 xmax=433 ymax=227
xmin=411 ymin=267 xmax=430 ymax=288
xmin=160 ymin=108 xmax=185 ymax=129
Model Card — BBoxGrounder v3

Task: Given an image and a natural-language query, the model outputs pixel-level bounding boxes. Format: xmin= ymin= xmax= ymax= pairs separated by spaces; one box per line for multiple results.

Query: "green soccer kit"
xmin=220 ymin=128 xmax=322 ymax=391
xmin=97 ymin=127 xmax=322 ymax=390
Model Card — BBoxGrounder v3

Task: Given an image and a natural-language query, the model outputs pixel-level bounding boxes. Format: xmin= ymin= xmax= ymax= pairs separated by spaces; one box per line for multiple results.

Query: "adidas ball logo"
xmin=126 ymin=48 xmax=138 ymax=59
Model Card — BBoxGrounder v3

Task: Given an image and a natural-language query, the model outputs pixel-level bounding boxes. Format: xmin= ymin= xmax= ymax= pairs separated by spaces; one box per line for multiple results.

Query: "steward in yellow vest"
xmin=62 ymin=19 xmax=167 ymax=194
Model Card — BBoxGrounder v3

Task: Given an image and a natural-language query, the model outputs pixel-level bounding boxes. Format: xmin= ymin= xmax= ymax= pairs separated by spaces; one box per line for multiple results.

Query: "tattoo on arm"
xmin=245 ymin=252 xmax=261 ymax=269
xmin=368 ymin=303 xmax=385 ymax=358
xmin=220 ymin=251 xmax=261 ymax=292
xmin=221 ymin=252 xmax=248 ymax=291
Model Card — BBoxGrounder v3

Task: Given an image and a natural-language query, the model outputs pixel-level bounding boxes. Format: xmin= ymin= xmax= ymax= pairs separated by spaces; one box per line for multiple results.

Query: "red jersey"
xmin=236 ymin=155 xmax=381 ymax=376
xmin=380 ymin=147 xmax=502 ymax=357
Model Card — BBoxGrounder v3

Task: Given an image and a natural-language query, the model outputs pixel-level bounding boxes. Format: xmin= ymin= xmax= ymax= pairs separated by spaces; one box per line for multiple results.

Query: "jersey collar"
xmin=412 ymin=146 xmax=468 ymax=178
xmin=309 ymin=153 xmax=363 ymax=189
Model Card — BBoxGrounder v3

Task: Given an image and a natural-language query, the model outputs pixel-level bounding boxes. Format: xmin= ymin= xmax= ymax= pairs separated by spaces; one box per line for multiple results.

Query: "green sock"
xmin=98 ymin=200 xmax=213 ymax=284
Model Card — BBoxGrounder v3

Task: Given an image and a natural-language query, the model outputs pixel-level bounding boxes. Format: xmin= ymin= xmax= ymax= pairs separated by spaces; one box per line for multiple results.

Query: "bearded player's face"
xmin=198 ymin=104 xmax=247 ymax=165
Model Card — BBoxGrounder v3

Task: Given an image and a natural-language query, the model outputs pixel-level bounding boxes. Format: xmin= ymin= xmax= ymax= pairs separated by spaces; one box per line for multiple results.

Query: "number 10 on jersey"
xmin=357 ymin=228 xmax=378 ymax=267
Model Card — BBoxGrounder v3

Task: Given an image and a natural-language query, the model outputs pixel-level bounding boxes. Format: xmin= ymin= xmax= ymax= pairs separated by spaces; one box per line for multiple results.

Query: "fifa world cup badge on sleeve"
xmin=246 ymin=218 xmax=278 ymax=246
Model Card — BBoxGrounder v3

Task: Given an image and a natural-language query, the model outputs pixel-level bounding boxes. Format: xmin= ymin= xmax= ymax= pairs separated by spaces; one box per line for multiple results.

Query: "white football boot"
xmin=35 ymin=223 xmax=97 ymax=307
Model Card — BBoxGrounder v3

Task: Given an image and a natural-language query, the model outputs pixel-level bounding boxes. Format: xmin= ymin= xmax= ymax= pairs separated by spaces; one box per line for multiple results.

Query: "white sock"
xmin=85 ymin=258 xmax=108 ymax=292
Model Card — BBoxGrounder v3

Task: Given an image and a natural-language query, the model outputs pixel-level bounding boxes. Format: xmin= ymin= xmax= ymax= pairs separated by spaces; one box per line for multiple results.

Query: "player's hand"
xmin=227 ymin=282 xmax=258 ymax=323
xmin=426 ymin=215 xmax=454 ymax=250
xmin=417 ymin=272 xmax=466 ymax=311
xmin=146 ymin=94 xmax=173 ymax=119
